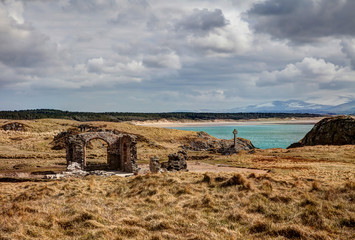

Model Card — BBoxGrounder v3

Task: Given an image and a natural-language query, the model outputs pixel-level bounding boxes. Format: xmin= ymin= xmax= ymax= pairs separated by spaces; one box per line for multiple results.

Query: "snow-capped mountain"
xmin=227 ymin=100 xmax=329 ymax=113
xmin=175 ymin=100 xmax=355 ymax=114
xmin=325 ymin=101 xmax=355 ymax=114
xmin=226 ymin=100 xmax=355 ymax=114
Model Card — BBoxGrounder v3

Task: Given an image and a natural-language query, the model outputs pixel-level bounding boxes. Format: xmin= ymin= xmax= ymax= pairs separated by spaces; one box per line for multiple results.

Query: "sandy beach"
xmin=132 ymin=117 xmax=324 ymax=127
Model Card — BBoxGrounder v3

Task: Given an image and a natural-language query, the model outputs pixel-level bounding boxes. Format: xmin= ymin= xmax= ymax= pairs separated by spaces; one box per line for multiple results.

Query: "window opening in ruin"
xmin=85 ymin=138 xmax=109 ymax=170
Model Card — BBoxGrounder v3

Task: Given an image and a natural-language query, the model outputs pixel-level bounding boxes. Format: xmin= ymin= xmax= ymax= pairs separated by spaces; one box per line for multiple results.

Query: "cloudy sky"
xmin=0 ymin=0 xmax=355 ymax=112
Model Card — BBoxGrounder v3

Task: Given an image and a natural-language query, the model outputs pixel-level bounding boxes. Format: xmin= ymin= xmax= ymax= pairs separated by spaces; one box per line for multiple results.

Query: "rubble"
xmin=149 ymin=156 xmax=161 ymax=173
xmin=45 ymin=162 xmax=134 ymax=179
xmin=45 ymin=171 xmax=133 ymax=179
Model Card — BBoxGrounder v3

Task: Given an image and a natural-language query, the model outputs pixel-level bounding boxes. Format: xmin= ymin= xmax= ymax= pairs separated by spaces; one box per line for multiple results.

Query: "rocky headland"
xmin=288 ymin=116 xmax=355 ymax=148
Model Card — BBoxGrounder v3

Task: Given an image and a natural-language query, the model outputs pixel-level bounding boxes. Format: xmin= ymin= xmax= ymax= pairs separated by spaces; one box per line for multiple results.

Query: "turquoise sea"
xmin=169 ymin=124 xmax=314 ymax=149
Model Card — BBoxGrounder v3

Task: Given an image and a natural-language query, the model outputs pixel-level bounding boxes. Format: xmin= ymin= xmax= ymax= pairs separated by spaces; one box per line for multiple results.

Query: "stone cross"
xmin=233 ymin=129 xmax=238 ymax=147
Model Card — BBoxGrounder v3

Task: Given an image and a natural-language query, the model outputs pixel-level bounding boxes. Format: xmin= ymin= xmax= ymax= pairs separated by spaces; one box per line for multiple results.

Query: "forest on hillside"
xmin=0 ymin=109 xmax=323 ymax=122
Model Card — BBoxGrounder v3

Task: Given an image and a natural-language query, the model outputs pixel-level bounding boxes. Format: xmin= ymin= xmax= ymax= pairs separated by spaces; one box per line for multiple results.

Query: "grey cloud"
xmin=175 ymin=8 xmax=228 ymax=35
xmin=247 ymin=0 xmax=355 ymax=43
xmin=319 ymin=80 xmax=355 ymax=90
xmin=341 ymin=39 xmax=355 ymax=69
xmin=87 ymin=57 xmax=104 ymax=73
xmin=0 ymin=6 xmax=57 ymax=68
xmin=0 ymin=1 xmax=66 ymax=89
xmin=60 ymin=0 xmax=118 ymax=12
xmin=0 ymin=63 xmax=22 ymax=87
xmin=143 ymin=50 xmax=181 ymax=69
xmin=248 ymin=0 xmax=297 ymax=15
xmin=109 ymin=0 xmax=151 ymax=25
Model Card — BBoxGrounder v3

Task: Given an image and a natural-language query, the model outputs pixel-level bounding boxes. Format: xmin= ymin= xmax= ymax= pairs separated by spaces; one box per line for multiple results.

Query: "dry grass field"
xmin=0 ymin=119 xmax=354 ymax=239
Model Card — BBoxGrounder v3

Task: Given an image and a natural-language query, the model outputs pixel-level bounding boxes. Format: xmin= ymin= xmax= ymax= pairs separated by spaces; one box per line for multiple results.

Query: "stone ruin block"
xmin=149 ymin=156 xmax=161 ymax=173
xmin=165 ymin=150 xmax=188 ymax=171
xmin=149 ymin=151 xmax=188 ymax=173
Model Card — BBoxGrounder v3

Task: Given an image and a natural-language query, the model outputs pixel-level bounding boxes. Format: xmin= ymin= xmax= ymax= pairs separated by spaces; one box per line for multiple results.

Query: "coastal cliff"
xmin=288 ymin=116 xmax=355 ymax=148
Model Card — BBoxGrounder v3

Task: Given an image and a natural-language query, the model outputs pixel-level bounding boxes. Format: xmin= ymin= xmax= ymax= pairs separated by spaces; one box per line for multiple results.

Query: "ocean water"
xmin=169 ymin=124 xmax=314 ymax=149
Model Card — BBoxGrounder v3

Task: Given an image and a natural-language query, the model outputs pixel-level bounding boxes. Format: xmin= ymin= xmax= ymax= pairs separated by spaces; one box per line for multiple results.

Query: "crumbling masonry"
xmin=65 ymin=131 xmax=138 ymax=173
xmin=150 ymin=150 xmax=188 ymax=173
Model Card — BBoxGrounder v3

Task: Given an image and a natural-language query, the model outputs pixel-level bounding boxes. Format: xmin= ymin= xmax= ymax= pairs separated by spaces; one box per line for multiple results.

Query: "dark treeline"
xmin=0 ymin=109 xmax=323 ymax=122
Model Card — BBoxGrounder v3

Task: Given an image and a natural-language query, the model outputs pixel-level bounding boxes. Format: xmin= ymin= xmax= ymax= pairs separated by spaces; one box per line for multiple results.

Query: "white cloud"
xmin=192 ymin=89 xmax=226 ymax=102
xmin=257 ymin=57 xmax=353 ymax=87
xmin=3 ymin=0 xmax=24 ymax=24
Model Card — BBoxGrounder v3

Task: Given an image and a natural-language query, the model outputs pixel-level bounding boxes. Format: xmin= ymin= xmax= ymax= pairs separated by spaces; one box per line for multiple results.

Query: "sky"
xmin=0 ymin=0 xmax=355 ymax=112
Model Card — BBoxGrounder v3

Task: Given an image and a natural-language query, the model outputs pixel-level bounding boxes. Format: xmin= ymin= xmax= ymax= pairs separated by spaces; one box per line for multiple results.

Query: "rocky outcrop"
xmin=1 ymin=122 xmax=28 ymax=131
xmin=182 ymin=131 xmax=255 ymax=155
xmin=288 ymin=116 xmax=355 ymax=148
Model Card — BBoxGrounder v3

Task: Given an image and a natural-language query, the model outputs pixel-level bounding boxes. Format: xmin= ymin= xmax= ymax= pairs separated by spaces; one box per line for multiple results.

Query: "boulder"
xmin=287 ymin=116 xmax=355 ymax=148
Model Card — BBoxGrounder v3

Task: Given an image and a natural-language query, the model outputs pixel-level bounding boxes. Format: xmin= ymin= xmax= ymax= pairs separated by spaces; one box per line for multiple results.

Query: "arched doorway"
xmin=85 ymin=138 xmax=109 ymax=170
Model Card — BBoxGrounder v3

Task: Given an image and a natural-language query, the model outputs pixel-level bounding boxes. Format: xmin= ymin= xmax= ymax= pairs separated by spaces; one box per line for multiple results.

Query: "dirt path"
xmin=187 ymin=162 xmax=268 ymax=174
xmin=0 ymin=162 xmax=268 ymax=180
xmin=139 ymin=162 xmax=268 ymax=174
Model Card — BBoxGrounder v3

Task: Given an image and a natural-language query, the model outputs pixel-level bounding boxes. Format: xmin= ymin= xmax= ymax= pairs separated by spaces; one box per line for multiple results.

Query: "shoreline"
xmin=132 ymin=117 xmax=323 ymax=128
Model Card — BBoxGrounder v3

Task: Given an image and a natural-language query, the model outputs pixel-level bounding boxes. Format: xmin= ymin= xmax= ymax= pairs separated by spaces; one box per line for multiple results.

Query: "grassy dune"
xmin=0 ymin=119 xmax=354 ymax=239
xmin=0 ymin=173 xmax=354 ymax=239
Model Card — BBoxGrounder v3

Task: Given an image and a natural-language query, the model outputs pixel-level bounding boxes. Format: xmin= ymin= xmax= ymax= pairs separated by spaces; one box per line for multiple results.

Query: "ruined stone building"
xmin=65 ymin=131 xmax=138 ymax=173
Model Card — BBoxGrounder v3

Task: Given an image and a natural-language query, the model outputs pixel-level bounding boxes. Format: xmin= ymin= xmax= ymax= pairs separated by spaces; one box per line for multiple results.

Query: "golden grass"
xmin=0 ymin=118 xmax=354 ymax=239
xmin=0 ymin=173 xmax=354 ymax=239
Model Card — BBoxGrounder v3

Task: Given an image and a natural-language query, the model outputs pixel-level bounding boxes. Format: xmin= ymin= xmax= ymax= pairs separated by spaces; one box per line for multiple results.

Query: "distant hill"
xmin=325 ymin=101 xmax=355 ymax=114
xmin=209 ymin=100 xmax=355 ymax=114
xmin=227 ymin=100 xmax=330 ymax=114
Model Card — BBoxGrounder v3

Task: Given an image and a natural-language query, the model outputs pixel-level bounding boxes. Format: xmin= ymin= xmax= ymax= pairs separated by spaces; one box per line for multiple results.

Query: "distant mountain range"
xmin=188 ymin=100 xmax=355 ymax=114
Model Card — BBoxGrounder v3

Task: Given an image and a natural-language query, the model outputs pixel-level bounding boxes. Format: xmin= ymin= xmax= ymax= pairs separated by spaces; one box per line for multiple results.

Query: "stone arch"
xmin=84 ymin=137 xmax=110 ymax=170
xmin=66 ymin=131 xmax=138 ymax=173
